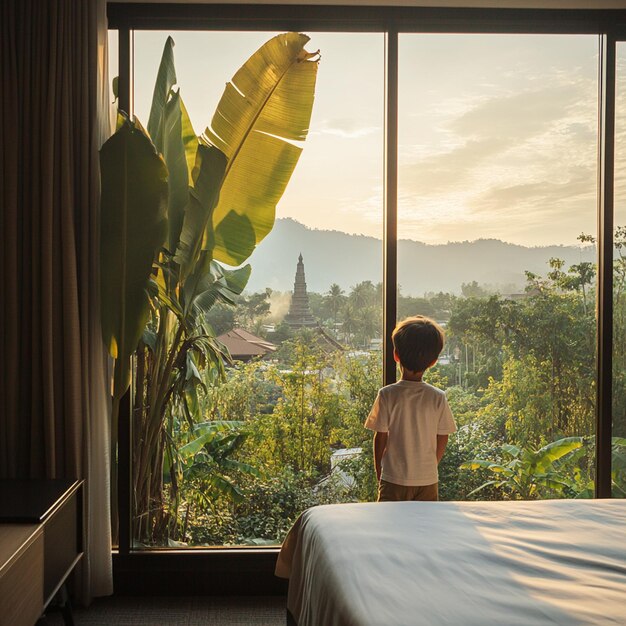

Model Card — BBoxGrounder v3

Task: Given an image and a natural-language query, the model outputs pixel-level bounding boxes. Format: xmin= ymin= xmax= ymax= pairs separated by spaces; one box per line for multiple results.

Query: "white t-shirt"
xmin=364 ymin=380 xmax=457 ymax=486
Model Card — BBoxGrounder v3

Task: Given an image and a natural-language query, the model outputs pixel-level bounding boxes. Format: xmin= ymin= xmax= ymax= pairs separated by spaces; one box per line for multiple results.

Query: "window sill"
xmin=112 ymin=548 xmax=286 ymax=596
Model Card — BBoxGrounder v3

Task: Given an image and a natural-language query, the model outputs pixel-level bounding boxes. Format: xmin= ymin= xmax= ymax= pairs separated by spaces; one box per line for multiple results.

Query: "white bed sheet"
xmin=276 ymin=499 xmax=626 ymax=626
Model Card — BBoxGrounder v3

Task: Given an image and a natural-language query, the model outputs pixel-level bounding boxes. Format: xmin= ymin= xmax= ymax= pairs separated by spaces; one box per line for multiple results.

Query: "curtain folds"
xmin=0 ymin=0 xmax=113 ymax=602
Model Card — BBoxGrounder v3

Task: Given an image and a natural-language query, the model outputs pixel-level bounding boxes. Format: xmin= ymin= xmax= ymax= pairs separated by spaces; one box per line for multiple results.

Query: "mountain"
xmin=245 ymin=218 xmax=596 ymax=296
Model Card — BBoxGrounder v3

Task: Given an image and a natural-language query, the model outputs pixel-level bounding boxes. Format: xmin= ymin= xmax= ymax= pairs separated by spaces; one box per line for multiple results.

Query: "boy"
xmin=365 ymin=316 xmax=456 ymax=502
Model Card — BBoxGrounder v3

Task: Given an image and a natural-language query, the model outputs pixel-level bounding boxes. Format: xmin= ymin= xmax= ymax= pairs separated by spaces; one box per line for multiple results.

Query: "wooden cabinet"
xmin=0 ymin=525 xmax=43 ymax=626
xmin=0 ymin=480 xmax=83 ymax=626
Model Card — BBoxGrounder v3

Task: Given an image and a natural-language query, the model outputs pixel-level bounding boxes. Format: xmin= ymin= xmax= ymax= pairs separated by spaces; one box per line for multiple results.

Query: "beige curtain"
xmin=0 ymin=0 xmax=113 ymax=602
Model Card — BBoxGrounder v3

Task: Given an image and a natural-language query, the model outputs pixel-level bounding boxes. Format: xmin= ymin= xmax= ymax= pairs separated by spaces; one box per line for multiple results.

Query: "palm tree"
xmin=350 ymin=281 xmax=377 ymax=309
xmin=341 ymin=302 xmax=357 ymax=346
xmin=326 ymin=283 xmax=345 ymax=335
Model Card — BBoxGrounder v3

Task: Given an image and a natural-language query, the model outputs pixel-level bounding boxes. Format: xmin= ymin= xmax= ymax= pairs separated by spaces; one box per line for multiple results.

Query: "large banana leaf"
xmin=146 ymin=37 xmax=197 ymax=257
xmin=175 ymin=144 xmax=227 ymax=278
xmin=162 ymin=90 xmax=194 ymax=255
xmin=100 ymin=116 xmax=168 ymax=398
xmin=147 ymin=38 xmax=199 ymax=256
xmin=203 ymin=32 xmax=319 ymax=266
xmin=533 ymin=437 xmax=584 ymax=473
xmin=147 ymin=36 xmax=177 ymax=150
xmin=183 ymin=259 xmax=251 ymax=324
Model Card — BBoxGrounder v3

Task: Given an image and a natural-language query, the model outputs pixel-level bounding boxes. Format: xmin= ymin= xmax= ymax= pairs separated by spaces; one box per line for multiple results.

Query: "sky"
xmin=110 ymin=30 xmax=626 ymax=247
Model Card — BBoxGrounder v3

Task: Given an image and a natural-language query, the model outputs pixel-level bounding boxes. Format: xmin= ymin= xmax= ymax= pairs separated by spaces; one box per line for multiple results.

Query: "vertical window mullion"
xmin=596 ymin=32 xmax=615 ymax=498
xmin=117 ymin=27 xmax=133 ymax=555
xmin=384 ymin=29 xmax=399 ymax=387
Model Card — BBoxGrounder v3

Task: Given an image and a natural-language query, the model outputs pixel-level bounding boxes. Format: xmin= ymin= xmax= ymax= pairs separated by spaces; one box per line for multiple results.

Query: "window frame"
xmin=108 ymin=1 xmax=625 ymax=593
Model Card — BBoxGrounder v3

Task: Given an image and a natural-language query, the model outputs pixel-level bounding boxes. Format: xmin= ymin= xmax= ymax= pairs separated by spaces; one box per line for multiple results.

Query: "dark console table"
xmin=0 ymin=479 xmax=83 ymax=626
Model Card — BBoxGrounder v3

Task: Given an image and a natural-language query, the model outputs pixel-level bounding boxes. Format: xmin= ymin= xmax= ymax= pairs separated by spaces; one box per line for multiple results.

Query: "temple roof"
xmin=217 ymin=328 xmax=277 ymax=362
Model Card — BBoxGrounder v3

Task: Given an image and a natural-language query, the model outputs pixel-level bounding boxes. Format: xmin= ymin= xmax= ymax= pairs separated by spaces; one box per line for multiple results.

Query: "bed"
xmin=275 ymin=499 xmax=626 ymax=626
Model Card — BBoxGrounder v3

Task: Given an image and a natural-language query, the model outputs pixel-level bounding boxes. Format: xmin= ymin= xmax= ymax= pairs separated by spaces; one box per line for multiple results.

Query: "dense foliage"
xmin=147 ymin=234 xmax=626 ymax=547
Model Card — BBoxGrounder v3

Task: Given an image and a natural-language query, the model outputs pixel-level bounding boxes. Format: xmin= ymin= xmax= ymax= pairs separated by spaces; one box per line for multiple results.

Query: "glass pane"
xmin=398 ymin=34 xmax=598 ymax=501
xmin=613 ymin=43 xmax=626 ymax=498
xmin=131 ymin=31 xmax=384 ymax=547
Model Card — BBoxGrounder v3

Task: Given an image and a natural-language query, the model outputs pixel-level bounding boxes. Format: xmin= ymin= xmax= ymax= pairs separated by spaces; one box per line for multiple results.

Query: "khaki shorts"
xmin=377 ymin=480 xmax=438 ymax=502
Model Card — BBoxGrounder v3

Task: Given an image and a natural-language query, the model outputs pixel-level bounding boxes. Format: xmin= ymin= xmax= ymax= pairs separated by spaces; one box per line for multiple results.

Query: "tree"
xmin=326 ymin=283 xmax=346 ymax=333
xmin=461 ymin=281 xmax=489 ymax=299
xmin=235 ymin=290 xmax=272 ymax=330
xmin=340 ymin=301 xmax=358 ymax=345
xmin=249 ymin=337 xmax=341 ymax=476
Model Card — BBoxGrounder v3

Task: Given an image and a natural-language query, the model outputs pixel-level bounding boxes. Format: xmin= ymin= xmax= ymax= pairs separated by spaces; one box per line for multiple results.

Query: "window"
xmin=398 ymin=33 xmax=599 ymax=501
xmin=108 ymin=6 xmax=625 ymax=570
xmin=130 ymin=30 xmax=384 ymax=547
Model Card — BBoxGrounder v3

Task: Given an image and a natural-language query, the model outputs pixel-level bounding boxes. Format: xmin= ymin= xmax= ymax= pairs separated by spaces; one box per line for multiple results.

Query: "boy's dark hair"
xmin=392 ymin=316 xmax=445 ymax=373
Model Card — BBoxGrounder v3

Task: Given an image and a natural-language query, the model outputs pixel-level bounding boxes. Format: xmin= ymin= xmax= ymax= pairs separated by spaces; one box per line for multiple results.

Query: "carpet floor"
xmin=41 ymin=596 xmax=287 ymax=625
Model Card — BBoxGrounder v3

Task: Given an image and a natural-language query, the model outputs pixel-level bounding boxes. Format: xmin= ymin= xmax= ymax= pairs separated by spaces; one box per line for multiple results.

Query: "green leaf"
xmin=179 ymin=96 xmax=198 ymax=184
xmin=461 ymin=460 xmax=507 ymax=473
xmin=213 ymin=210 xmax=256 ymax=267
xmin=612 ymin=450 xmax=626 ymax=470
xmin=185 ymin=351 xmax=202 ymax=383
xmin=141 ymin=327 xmax=157 ymax=352
xmin=467 ymin=480 xmax=504 ymax=497
xmin=154 ymin=269 xmax=184 ymax=320
xmin=194 ymin=420 xmax=245 ymax=433
xmin=100 ymin=115 xmax=168 ymax=398
xmin=162 ymin=90 xmax=191 ymax=255
xmin=501 ymin=443 xmax=522 ymax=458
xmin=220 ymin=458 xmax=263 ymax=478
xmin=205 ymin=474 xmax=244 ymax=503
xmin=203 ymin=32 xmax=319 ymax=266
xmin=175 ymin=145 xmax=227 ymax=277
xmin=213 ymin=433 xmax=248 ymax=456
xmin=534 ymin=437 xmax=584 ymax=472
xmin=187 ymin=262 xmax=252 ymax=323
xmin=179 ymin=430 xmax=218 ymax=459
xmin=147 ymin=35 xmax=177 ymax=151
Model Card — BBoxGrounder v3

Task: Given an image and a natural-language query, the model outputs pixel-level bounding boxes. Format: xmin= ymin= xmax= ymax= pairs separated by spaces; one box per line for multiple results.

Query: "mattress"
xmin=275 ymin=499 xmax=626 ymax=626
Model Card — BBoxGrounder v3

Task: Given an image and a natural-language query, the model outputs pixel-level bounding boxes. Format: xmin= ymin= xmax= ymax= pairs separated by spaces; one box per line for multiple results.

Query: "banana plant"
xmin=463 ymin=436 xmax=626 ymax=500
xmin=100 ymin=33 xmax=319 ymax=544
xmin=461 ymin=437 xmax=586 ymax=499
xmin=164 ymin=419 xmax=263 ymax=542
xmin=611 ymin=437 xmax=626 ymax=497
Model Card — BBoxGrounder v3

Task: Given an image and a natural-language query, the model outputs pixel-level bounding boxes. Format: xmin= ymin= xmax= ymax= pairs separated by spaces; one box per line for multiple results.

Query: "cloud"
xmin=312 ymin=117 xmax=380 ymax=139
xmin=401 ymin=80 xmax=593 ymax=192
xmin=449 ymin=83 xmax=583 ymax=140
xmin=400 ymin=136 xmax=510 ymax=193
xmin=395 ymin=67 xmax=599 ymax=246
xmin=470 ymin=165 xmax=596 ymax=218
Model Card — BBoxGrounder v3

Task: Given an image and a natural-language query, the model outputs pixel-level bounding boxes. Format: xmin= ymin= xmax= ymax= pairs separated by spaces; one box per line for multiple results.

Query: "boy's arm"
xmin=374 ymin=432 xmax=389 ymax=481
xmin=373 ymin=431 xmax=388 ymax=481
xmin=436 ymin=434 xmax=448 ymax=464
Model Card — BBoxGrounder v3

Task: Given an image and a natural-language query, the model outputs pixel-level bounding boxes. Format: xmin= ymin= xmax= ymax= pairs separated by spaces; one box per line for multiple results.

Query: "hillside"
xmin=245 ymin=218 xmax=596 ymax=296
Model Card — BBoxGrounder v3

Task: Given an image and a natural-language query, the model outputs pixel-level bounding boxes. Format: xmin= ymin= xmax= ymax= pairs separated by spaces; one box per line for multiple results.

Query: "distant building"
xmin=282 ymin=253 xmax=344 ymax=354
xmin=317 ymin=448 xmax=363 ymax=491
xmin=217 ymin=328 xmax=277 ymax=362
xmin=284 ymin=253 xmax=318 ymax=328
